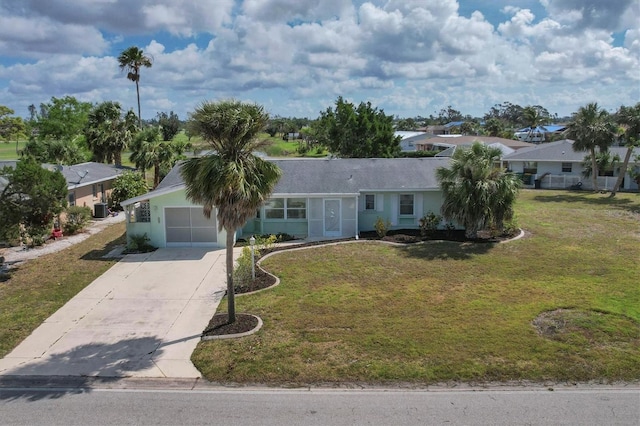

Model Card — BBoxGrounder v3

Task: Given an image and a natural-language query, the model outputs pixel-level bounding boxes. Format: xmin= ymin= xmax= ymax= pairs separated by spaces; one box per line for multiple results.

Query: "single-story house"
xmin=502 ymin=139 xmax=640 ymax=190
xmin=0 ymin=161 xmax=128 ymax=217
xmin=120 ymin=157 xmax=452 ymax=248
xmin=415 ymin=135 xmax=534 ymax=152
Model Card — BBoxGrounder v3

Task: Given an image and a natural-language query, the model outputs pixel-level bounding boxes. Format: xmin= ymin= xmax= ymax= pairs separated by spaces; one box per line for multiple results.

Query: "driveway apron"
xmin=0 ymin=248 xmax=229 ymax=378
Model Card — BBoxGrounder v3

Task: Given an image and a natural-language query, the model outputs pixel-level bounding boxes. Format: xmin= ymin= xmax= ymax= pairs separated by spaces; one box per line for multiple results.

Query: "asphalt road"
xmin=1 ymin=381 xmax=638 ymax=425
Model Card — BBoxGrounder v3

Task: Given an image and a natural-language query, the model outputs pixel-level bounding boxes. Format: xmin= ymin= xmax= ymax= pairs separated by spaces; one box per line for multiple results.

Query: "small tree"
xmin=157 ymin=111 xmax=181 ymax=141
xmin=110 ymin=171 xmax=148 ymax=209
xmin=0 ymin=159 xmax=68 ymax=246
xmin=313 ymin=96 xmax=400 ymax=158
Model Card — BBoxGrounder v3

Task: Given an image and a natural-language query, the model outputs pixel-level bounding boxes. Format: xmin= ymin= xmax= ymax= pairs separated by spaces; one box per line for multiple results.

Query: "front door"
xmin=323 ymin=199 xmax=341 ymax=237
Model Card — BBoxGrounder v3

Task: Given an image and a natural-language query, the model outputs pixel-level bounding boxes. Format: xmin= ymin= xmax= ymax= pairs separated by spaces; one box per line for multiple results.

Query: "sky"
xmin=0 ymin=0 xmax=638 ymax=122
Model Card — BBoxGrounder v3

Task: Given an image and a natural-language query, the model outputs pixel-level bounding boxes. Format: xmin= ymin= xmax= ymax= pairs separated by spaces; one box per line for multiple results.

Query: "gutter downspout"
xmin=355 ymin=194 xmax=359 ymax=239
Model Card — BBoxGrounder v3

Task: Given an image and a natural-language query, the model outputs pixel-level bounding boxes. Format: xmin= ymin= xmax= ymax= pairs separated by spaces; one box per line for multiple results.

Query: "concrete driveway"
xmin=0 ymin=248 xmax=230 ymax=379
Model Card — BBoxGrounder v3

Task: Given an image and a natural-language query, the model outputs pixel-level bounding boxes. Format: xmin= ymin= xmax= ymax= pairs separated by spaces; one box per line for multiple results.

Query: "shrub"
xmin=126 ymin=233 xmax=155 ymax=253
xmin=374 ymin=216 xmax=391 ymax=238
xmin=255 ymin=234 xmax=278 ymax=254
xmin=419 ymin=211 xmax=442 ymax=237
xmin=63 ymin=206 xmax=92 ymax=235
xmin=233 ymin=246 xmax=254 ymax=293
xmin=111 ymin=171 xmax=148 ymax=209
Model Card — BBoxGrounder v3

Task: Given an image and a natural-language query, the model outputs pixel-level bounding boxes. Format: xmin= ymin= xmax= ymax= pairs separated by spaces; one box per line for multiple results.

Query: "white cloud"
xmin=0 ymin=0 xmax=637 ymax=122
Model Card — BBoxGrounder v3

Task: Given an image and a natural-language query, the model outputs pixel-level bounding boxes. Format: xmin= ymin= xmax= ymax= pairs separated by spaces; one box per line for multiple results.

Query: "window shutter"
xmin=415 ymin=193 xmax=423 ymax=222
xmin=390 ymin=194 xmax=398 ymax=226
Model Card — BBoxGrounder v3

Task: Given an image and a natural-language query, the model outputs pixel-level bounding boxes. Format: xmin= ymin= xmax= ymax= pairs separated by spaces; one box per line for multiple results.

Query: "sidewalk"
xmin=1 ymin=214 xmax=126 ymax=268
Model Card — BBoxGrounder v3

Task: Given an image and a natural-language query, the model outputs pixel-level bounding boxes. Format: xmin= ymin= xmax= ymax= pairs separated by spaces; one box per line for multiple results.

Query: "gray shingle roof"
xmin=122 ymin=157 xmax=450 ymax=206
xmin=0 ymin=161 xmax=127 ymax=190
xmin=502 ymin=139 xmax=640 ymax=162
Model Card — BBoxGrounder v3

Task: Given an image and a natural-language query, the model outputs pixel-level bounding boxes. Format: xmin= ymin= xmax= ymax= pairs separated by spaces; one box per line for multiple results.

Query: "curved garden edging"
xmin=201 ymin=314 xmax=263 ymax=341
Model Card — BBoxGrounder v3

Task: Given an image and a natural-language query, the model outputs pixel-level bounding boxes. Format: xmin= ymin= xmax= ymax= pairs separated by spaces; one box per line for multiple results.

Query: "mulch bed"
xmin=234 ymin=267 xmax=277 ymax=294
xmin=202 ymin=313 xmax=259 ymax=337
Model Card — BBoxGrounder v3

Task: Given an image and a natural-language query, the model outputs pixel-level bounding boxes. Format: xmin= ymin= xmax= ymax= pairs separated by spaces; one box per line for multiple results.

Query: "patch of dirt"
xmin=203 ymin=313 xmax=259 ymax=336
xmin=532 ymin=308 xmax=640 ymax=349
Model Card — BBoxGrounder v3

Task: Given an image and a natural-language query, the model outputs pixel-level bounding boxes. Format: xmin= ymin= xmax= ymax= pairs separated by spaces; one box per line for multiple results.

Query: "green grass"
xmin=0 ymin=141 xmax=27 ymax=160
xmin=258 ymin=133 xmax=328 ymax=158
xmin=192 ymin=190 xmax=640 ymax=384
xmin=0 ymin=223 xmax=126 ymax=358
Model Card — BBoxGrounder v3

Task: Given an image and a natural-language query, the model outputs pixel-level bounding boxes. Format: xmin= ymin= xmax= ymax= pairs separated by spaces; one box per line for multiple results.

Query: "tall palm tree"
xmin=436 ymin=142 xmax=521 ymax=239
xmin=610 ymin=103 xmax=640 ymax=196
xmin=117 ymin=46 xmax=152 ymax=127
xmin=181 ymin=100 xmax=282 ymax=324
xmin=565 ymin=103 xmax=616 ymax=191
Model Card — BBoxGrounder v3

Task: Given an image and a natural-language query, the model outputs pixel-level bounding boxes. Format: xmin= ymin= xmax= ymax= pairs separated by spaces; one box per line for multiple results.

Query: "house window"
xmin=68 ymin=192 xmax=75 ymax=207
xmin=128 ymin=202 xmax=151 ymax=223
xmin=286 ymin=198 xmax=306 ymax=219
xmin=364 ymin=194 xmax=375 ymax=210
xmin=523 ymin=162 xmax=538 ymax=174
xmin=265 ymin=198 xmax=306 ymax=219
xmin=265 ymin=198 xmax=285 ymax=219
xmin=562 ymin=162 xmax=572 ymax=173
xmin=93 ymin=183 xmax=104 ymax=200
xmin=399 ymin=194 xmax=414 ymax=216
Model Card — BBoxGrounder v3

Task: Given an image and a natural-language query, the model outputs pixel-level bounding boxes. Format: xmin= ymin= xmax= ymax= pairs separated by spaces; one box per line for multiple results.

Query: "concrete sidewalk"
xmin=0 ymin=248 xmax=231 ymax=379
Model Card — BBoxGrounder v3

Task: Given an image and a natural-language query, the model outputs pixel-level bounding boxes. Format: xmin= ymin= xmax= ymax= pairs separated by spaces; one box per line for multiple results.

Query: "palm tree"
xmin=117 ymin=46 xmax=153 ymax=126
xmin=85 ymin=101 xmax=136 ymax=166
xmin=521 ymin=105 xmax=549 ymax=143
xmin=436 ymin=142 xmax=521 ymax=239
xmin=181 ymin=100 xmax=282 ymax=324
xmin=610 ymin=103 xmax=640 ymax=196
xmin=130 ymin=127 xmax=189 ymax=187
xmin=565 ymin=103 xmax=616 ymax=191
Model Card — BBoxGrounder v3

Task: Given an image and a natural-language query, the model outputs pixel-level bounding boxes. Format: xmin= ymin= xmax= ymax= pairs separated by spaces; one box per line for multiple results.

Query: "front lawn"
xmin=192 ymin=190 xmax=640 ymax=384
xmin=0 ymin=223 xmax=126 ymax=358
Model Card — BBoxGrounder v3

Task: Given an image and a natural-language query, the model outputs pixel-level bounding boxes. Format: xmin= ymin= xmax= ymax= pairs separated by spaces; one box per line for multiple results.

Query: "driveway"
xmin=0 ymin=248 xmax=230 ymax=379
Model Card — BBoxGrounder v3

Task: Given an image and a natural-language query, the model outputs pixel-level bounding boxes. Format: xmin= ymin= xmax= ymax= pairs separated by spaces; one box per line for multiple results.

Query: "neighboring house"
xmin=395 ymin=131 xmax=429 ymax=152
xmin=416 ymin=135 xmax=534 ymax=153
xmin=58 ymin=162 xmax=128 ymax=216
xmin=514 ymin=125 xmax=567 ymax=143
xmin=502 ymin=139 xmax=640 ymax=190
xmin=121 ymin=157 xmax=452 ymax=248
xmin=0 ymin=161 xmax=128 ymax=217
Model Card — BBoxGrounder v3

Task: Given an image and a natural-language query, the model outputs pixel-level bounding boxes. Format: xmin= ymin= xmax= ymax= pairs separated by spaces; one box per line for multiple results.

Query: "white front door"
xmin=323 ymin=199 xmax=341 ymax=237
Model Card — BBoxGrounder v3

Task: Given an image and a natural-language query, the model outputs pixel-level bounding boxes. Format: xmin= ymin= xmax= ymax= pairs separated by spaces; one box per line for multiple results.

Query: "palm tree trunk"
xmin=610 ymin=146 xmax=634 ymax=197
xmin=153 ymin=164 xmax=160 ymax=189
xmin=115 ymin=151 xmax=122 ymax=167
xmin=135 ymin=80 xmax=142 ymax=127
xmin=225 ymin=229 xmax=236 ymax=324
xmin=590 ymin=147 xmax=599 ymax=191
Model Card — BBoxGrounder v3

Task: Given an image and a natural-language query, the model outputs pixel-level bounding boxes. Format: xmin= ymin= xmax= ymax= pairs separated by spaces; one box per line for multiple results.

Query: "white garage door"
xmin=165 ymin=207 xmax=217 ymax=247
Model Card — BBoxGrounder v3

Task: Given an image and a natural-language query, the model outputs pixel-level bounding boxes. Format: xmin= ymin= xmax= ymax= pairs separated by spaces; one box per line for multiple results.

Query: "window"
xmin=523 ymin=162 xmax=538 ymax=174
xmin=364 ymin=194 xmax=375 ymax=210
xmin=286 ymin=198 xmax=306 ymax=219
xmin=264 ymin=198 xmax=307 ymax=219
xmin=399 ymin=194 xmax=414 ymax=215
xmin=128 ymin=202 xmax=151 ymax=223
xmin=265 ymin=198 xmax=285 ymax=219
xmin=68 ymin=192 xmax=75 ymax=207
xmin=562 ymin=162 xmax=572 ymax=173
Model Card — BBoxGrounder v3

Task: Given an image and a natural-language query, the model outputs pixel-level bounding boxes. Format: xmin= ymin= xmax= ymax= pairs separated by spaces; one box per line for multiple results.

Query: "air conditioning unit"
xmin=94 ymin=203 xmax=108 ymax=218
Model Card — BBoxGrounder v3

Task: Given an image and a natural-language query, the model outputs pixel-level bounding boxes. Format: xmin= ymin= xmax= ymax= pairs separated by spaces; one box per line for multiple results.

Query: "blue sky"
xmin=0 ymin=0 xmax=638 ymax=121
